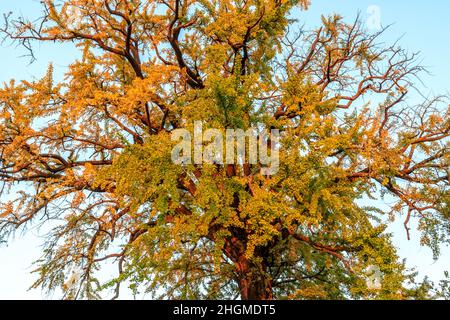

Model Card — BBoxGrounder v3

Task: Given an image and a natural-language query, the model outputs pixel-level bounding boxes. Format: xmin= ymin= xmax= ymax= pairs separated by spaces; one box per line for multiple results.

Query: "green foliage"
xmin=0 ymin=0 xmax=448 ymax=300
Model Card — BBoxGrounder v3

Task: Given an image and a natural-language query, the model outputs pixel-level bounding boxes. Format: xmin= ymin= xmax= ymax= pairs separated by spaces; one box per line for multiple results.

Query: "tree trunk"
xmin=222 ymin=233 xmax=274 ymax=300
xmin=237 ymin=260 xmax=273 ymax=300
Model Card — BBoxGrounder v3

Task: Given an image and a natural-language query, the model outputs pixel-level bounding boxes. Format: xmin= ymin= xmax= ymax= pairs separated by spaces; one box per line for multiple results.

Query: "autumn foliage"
xmin=0 ymin=0 xmax=448 ymax=299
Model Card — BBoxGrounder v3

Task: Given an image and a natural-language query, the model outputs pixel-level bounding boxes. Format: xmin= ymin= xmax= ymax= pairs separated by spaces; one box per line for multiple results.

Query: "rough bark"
xmin=223 ymin=234 xmax=273 ymax=300
xmin=238 ymin=263 xmax=273 ymax=300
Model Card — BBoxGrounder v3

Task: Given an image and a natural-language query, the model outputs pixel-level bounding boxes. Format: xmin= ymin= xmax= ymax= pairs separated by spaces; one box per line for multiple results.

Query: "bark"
xmin=222 ymin=229 xmax=274 ymax=300
xmin=239 ymin=270 xmax=273 ymax=300
xmin=236 ymin=257 xmax=273 ymax=300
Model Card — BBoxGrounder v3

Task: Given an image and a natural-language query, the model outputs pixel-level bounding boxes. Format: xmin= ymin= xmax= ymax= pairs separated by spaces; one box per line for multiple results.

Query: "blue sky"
xmin=0 ymin=0 xmax=448 ymax=299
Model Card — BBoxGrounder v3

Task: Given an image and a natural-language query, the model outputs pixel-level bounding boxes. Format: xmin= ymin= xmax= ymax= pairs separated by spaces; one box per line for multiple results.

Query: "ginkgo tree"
xmin=0 ymin=0 xmax=448 ymax=300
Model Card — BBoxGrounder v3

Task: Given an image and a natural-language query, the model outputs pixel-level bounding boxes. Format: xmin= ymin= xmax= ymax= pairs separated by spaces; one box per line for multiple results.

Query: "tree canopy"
xmin=0 ymin=0 xmax=448 ymax=300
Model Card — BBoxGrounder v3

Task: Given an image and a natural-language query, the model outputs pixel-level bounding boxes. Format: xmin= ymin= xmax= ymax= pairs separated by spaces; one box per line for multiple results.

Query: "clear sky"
xmin=0 ymin=0 xmax=448 ymax=299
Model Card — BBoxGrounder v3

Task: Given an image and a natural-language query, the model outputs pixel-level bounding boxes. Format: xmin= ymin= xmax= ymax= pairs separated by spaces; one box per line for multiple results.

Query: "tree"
xmin=0 ymin=0 xmax=448 ymax=300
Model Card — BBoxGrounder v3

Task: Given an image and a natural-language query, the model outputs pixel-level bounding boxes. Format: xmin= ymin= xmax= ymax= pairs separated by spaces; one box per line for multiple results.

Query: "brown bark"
xmin=238 ymin=264 xmax=273 ymax=300
xmin=223 ymin=236 xmax=273 ymax=300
